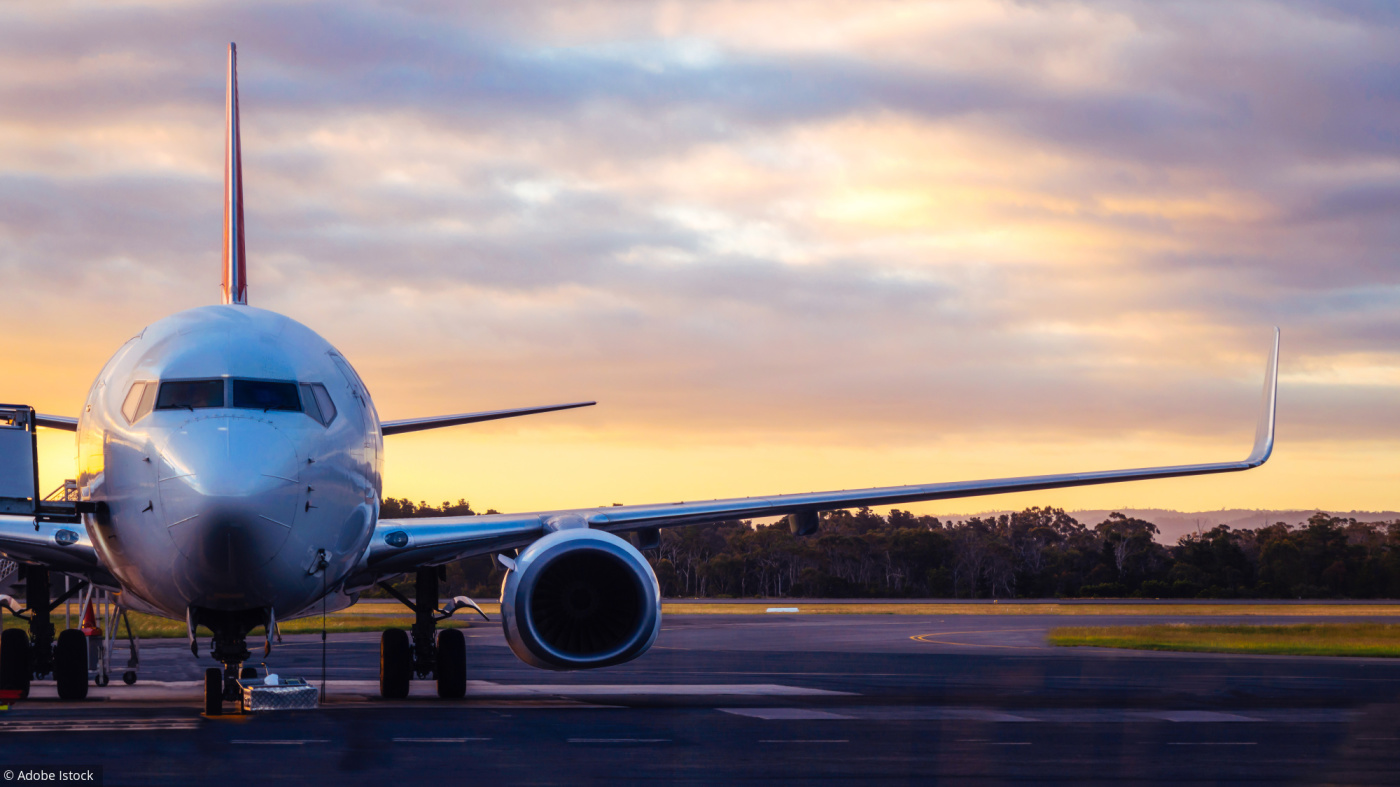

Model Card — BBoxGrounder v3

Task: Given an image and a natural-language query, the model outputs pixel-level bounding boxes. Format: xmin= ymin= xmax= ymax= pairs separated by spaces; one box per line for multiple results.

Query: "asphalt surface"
xmin=7 ymin=613 xmax=1400 ymax=785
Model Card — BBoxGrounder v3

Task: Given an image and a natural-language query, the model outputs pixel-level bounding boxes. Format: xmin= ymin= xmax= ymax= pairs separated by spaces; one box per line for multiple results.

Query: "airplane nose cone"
xmin=158 ymin=415 xmax=301 ymax=599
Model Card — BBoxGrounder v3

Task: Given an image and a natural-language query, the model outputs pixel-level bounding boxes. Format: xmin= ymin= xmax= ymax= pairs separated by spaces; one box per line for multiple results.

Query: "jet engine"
xmin=500 ymin=528 xmax=661 ymax=670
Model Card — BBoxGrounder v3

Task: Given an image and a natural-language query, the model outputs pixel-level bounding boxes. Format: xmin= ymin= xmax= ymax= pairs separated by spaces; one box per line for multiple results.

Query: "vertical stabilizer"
xmin=222 ymin=43 xmax=248 ymax=305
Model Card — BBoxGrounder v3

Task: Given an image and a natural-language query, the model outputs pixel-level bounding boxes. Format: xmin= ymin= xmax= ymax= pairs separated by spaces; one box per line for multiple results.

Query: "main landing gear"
xmin=0 ymin=567 xmax=92 ymax=700
xmin=376 ymin=567 xmax=485 ymax=700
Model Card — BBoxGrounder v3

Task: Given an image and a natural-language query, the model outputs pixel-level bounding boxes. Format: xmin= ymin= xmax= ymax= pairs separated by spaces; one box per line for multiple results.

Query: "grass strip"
xmin=341 ymin=601 xmax=1400 ymax=616
xmin=655 ymin=602 xmax=1400 ymax=616
xmin=9 ymin=602 xmax=1400 ymax=640
xmin=1048 ymin=623 xmax=1400 ymax=657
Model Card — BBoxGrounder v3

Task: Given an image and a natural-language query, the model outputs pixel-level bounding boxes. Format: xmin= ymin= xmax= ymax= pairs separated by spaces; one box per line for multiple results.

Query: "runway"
xmin=7 ymin=613 xmax=1400 ymax=785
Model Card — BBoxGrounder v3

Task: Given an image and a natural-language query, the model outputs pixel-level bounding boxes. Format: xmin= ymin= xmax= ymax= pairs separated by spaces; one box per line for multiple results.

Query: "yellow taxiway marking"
xmin=910 ymin=628 xmax=1047 ymax=649
xmin=0 ymin=718 xmax=198 ymax=732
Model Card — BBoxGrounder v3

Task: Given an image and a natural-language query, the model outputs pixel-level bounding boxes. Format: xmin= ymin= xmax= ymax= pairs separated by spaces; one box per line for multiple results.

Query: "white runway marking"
xmin=315 ymin=680 xmax=853 ymax=700
xmin=1166 ymin=742 xmax=1257 ymax=746
xmin=499 ymin=683 xmax=848 ymax=697
xmin=567 ymin=738 xmax=670 ymax=743
xmin=719 ymin=706 xmax=1355 ymax=723
xmin=1147 ymin=711 xmax=1260 ymax=723
xmin=19 ymin=679 xmax=852 ymax=703
xmin=856 ymin=708 xmax=1035 ymax=722
xmin=721 ymin=708 xmax=854 ymax=720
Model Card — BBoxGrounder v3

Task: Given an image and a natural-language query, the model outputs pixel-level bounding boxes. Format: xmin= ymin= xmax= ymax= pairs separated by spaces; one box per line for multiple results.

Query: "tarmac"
xmin=6 ymin=612 xmax=1400 ymax=785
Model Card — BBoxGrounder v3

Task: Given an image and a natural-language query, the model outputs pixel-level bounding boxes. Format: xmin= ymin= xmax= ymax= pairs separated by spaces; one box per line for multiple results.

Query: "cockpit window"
xmin=135 ymin=383 xmax=158 ymax=420
xmin=155 ymin=380 xmax=225 ymax=410
xmin=231 ymin=379 xmax=302 ymax=412
xmin=121 ymin=382 xmax=147 ymax=423
xmin=300 ymin=383 xmax=337 ymax=426
xmin=134 ymin=382 xmax=156 ymax=421
xmin=147 ymin=378 xmax=327 ymax=420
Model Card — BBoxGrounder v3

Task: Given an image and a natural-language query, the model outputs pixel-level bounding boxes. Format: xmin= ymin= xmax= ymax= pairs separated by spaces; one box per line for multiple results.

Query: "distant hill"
xmin=939 ymin=508 xmax=1400 ymax=545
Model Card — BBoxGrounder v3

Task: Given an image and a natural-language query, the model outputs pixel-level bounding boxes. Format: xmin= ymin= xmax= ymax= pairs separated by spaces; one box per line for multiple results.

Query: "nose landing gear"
xmin=195 ymin=608 xmax=264 ymax=716
xmin=204 ymin=667 xmax=223 ymax=716
xmin=376 ymin=567 xmax=485 ymax=700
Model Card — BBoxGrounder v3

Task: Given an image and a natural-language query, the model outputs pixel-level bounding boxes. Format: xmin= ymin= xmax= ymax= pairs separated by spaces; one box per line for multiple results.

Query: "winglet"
xmin=222 ymin=42 xmax=248 ymax=306
xmin=1246 ymin=327 xmax=1280 ymax=466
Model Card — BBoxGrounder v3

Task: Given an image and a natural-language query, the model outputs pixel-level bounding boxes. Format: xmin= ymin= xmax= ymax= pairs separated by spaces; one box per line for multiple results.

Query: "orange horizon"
xmin=3 ymin=2 xmax=1395 ymax=519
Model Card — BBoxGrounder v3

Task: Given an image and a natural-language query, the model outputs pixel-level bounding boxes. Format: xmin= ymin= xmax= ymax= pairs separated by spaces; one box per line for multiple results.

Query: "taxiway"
xmin=6 ymin=612 xmax=1400 ymax=785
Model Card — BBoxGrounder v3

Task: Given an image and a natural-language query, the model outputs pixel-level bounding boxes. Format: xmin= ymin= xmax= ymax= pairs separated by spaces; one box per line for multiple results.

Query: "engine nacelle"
xmin=500 ymin=528 xmax=661 ymax=670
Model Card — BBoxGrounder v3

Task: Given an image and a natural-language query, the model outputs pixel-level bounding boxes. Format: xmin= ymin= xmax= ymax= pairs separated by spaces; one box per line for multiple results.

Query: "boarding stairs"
xmin=0 ymin=405 xmax=137 ymax=684
xmin=0 ymin=405 xmax=86 ymax=524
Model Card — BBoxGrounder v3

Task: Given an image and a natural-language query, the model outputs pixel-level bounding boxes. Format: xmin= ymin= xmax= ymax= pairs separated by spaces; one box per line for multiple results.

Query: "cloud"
xmin=0 ymin=0 xmax=1395 ymax=511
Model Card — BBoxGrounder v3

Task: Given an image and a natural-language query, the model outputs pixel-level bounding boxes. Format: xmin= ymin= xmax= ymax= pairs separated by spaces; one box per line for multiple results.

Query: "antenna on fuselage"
xmin=222 ymin=42 xmax=248 ymax=306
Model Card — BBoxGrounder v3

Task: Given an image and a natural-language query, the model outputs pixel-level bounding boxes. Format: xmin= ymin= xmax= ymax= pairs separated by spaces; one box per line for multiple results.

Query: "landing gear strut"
xmin=27 ymin=568 xmax=55 ymax=680
xmin=0 ymin=568 xmax=89 ymax=700
xmin=194 ymin=608 xmax=263 ymax=716
xmin=202 ymin=628 xmax=250 ymax=716
xmin=376 ymin=567 xmax=483 ymax=700
xmin=411 ymin=566 xmax=441 ymax=681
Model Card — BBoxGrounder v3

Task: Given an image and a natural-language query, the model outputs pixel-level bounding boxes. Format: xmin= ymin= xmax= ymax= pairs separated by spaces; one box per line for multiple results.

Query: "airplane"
xmin=0 ymin=44 xmax=1280 ymax=716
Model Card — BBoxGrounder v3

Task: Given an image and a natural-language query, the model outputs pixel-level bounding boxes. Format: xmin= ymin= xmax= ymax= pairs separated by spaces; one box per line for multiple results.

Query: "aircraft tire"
xmin=123 ymin=671 xmax=137 ymax=685
xmin=0 ymin=627 xmax=31 ymax=699
xmin=204 ymin=667 xmax=223 ymax=716
xmin=380 ymin=628 xmax=411 ymax=699
xmin=436 ymin=629 xmax=466 ymax=699
xmin=54 ymin=629 xmax=89 ymax=700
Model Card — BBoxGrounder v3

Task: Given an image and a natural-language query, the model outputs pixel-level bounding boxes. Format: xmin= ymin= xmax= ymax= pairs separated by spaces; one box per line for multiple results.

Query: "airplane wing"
xmin=350 ymin=329 xmax=1278 ymax=586
xmin=380 ymin=401 xmax=596 ymax=436
xmin=41 ymin=401 xmax=599 ymax=435
xmin=0 ymin=514 xmax=103 ymax=575
xmin=35 ymin=414 xmax=78 ymax=431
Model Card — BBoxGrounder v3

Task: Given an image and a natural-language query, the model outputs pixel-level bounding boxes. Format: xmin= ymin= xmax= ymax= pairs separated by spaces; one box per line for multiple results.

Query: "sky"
xmin=1 ymin=0 xmax=1396 ymax=519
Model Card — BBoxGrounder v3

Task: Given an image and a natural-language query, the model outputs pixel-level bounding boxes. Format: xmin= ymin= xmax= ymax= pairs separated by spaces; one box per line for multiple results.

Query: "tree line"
xmin=375 ymin=497 xmax=1400 ymax=600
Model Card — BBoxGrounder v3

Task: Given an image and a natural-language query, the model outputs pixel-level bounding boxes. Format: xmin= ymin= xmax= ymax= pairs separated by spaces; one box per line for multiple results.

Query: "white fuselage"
xmin=76 ymin=305 xmax=382 ymax=621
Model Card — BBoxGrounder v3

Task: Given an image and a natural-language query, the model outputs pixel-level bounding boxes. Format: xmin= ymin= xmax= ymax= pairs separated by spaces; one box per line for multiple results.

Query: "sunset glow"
xmin=3 ymin=0 xmax=1396 ymax=517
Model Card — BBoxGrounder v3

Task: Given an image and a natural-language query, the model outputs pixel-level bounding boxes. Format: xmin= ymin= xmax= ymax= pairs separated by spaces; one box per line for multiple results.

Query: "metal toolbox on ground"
xmin=236 ymin=678 xmax=319 ymax=712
